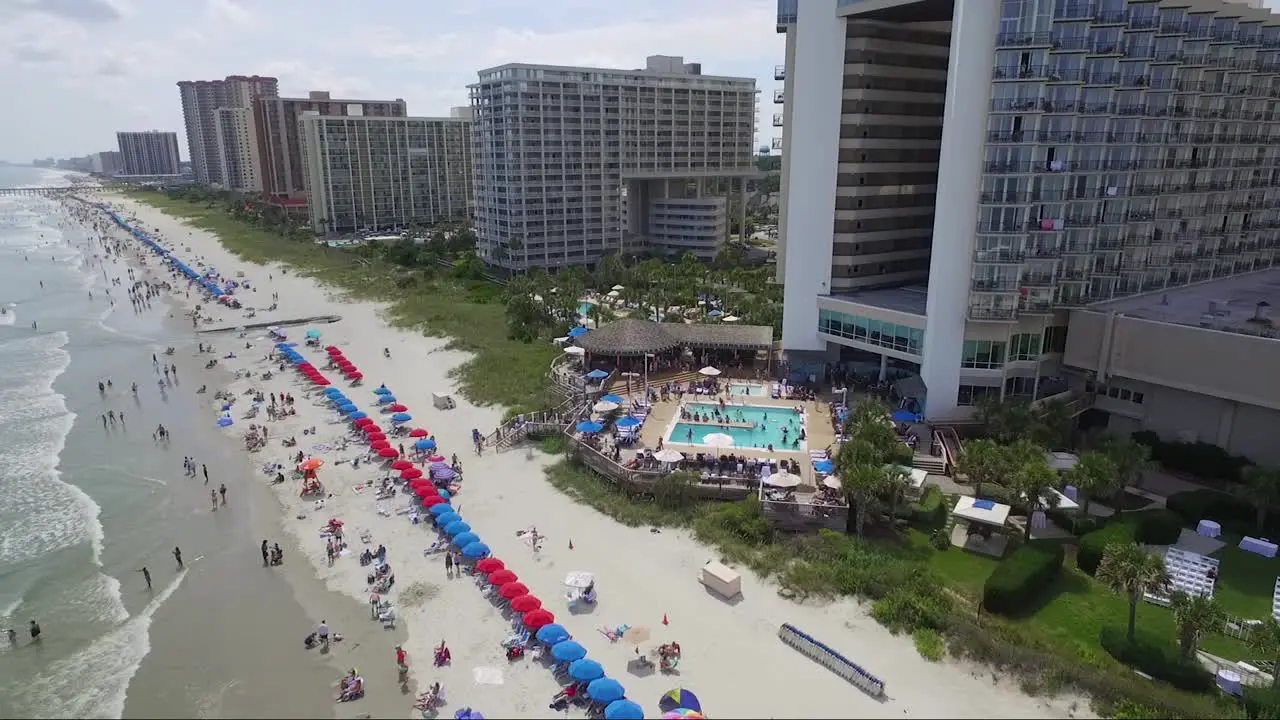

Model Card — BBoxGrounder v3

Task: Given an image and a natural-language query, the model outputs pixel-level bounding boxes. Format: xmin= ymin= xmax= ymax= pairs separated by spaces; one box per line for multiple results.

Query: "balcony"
xmin=993 ymin=65 xmax=1052 ymax=80
xmin=1054 ymin=2 xmax=1095 ymax=21
xmin=771 ymin=137 xmax=782 ymax=151
xmin=971 ymin=278 xmax=1020 ymax=292
xmin=968 ymin=306 xmax=1018 ymax=321
xmin=772 ymin=113 xmax=783 ymax=127
xmin=1027 ymin=245 xmax=1063 ymax=259
xmin=998 ymin=31 xmax=1053 ymax=48
xmin=973 ymin=250 xmax=1025 ymax=264
xmin=1021 ymin=273 xmax=1057 ymax=287
xmin=774 ymin=65 xmax=785 ymax=81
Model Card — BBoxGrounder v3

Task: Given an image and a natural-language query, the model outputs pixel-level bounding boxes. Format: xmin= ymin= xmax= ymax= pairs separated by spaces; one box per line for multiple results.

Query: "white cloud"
xmin=206 ymin=0 xmax=252 ymax=28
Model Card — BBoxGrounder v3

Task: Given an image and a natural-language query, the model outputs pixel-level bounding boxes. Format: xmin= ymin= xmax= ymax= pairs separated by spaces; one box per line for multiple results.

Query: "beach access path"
xmin=103 ymin=193 xmax=1090 ymax=719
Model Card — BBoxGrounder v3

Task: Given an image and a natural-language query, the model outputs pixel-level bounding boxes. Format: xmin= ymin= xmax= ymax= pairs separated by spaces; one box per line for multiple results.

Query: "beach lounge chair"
xmin=423 ymin=540 xmax=447 ymax=555
xmin=501 ymin=628 xmax=529 ymax=648
xmin=597 ymin=624 xmax=629 ymax=642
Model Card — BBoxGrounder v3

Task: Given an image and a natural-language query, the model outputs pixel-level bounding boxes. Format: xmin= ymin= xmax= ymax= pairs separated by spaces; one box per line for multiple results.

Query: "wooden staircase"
xmin=911 ymin=452 xmax=948 ymax=475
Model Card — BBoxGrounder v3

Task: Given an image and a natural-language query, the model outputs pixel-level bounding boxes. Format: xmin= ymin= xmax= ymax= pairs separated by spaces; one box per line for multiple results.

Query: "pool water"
xmin=669 ymin=402 xmax=806 ymax=451
xmin=577 ymin=301 xmax=594 ymax=317
xmin=728 ymin=383 xmax=763 ymax=397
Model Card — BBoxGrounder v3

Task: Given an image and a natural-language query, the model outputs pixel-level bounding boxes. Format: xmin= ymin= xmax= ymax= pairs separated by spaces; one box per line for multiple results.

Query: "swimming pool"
xmin=728 ymin=382 xmax=763 ymax=397
xmin=668 ymin=402 xmax=806 ymax=451
xmin=577 ymin=301 xmax=594 ymax=317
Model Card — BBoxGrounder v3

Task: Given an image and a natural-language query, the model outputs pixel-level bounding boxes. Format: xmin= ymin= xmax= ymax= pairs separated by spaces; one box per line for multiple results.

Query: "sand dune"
xmin=98 ymin=193 xmax=1089 ymax=719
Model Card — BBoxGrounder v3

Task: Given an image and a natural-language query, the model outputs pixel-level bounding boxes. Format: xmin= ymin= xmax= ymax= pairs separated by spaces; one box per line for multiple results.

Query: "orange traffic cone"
xmin=662 ymin=613 xmax=669 ymax=626
xmin=568 ymin=538 xmax=574 ymax=550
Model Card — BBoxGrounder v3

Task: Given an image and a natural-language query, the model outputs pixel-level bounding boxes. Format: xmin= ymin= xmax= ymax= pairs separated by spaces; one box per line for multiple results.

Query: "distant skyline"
xmin=0 ymin=0 xmax=783 ymax=162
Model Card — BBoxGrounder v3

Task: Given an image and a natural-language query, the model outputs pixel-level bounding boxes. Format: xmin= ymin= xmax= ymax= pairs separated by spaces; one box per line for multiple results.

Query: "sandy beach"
xmin=95 ymin=191 xmax=1090 ymax=719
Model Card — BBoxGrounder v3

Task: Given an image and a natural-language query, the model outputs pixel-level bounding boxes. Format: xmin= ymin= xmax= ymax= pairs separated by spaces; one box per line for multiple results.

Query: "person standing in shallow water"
xmin=261 ymin=540 xmax=270 ymax=566
xmin=173 ymin=547 xmax=183 ymax=569
xmin=138 ymin=567 xmax=151 ymax=590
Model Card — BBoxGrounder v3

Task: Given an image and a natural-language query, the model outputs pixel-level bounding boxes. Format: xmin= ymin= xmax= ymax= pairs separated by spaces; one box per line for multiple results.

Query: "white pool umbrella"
xmin=653 ymin=448 xmax=685 ymax=463
xmin=563 ymin=346 xmax=585 ymax=356
xmin=611 ymin=285 xmax=625 ymax=291
xmin=822 ymin=475 xmax=843 ymax=490
xmin=765 ymin=471 xmax=801 ymax=488
xmin=702 ymin=433 xmax=735 ymax=449
xmin=593 ymin=400 xmax=619 ymax=413
xmin=722 ymin=315 xmax=740 ymax=322
xmin=607 ymin=290 xmax=620 ymax=298
xmin=698 ymin=366 xmax=721 ymax=377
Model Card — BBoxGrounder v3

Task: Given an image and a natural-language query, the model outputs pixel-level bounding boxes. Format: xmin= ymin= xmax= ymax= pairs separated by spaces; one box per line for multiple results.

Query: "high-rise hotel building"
xmin=777 ymin=0 xmax=1280 ymax=461
xmin=178 ymin=75 xmax=278 ymax=186
xmin=115 ymin=130 xmax=182 ymax=176
xmin=469 ymin=55 xmax=757 ymax=270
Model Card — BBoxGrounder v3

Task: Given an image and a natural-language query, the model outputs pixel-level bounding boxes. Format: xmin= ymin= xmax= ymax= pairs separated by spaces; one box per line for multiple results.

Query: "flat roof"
xmin=829 ymin=285 xmax=929 ymax=316
xmin=952 ymin=496 xmax=1011 ymax=527
xmin=1093 ymin=270 xmax=1280 ymax=335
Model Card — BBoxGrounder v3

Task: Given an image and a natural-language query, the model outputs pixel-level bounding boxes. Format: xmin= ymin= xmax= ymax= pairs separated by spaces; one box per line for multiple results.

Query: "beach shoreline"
xmin=94 ymin=191 xmax=1092 ymax=720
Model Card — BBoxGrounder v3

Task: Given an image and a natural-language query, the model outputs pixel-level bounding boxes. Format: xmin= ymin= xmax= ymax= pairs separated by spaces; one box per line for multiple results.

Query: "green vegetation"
xmin=912 ymin=627 xmax=945 ymax=661
xmin=982 ymin=542 xmax=1065 ymax=616
xmin=1131 ymin=429 xmax=1256 ymax=485
xmin=127 ymin=188 xmax=560 ymax=412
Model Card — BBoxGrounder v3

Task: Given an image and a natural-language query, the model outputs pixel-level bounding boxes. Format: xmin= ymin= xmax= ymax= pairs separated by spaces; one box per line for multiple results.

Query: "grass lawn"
xmin=919 ymin=529 xmax=1263 ymax=666
xmin=123 ymin=192 xmax=561 ymax=411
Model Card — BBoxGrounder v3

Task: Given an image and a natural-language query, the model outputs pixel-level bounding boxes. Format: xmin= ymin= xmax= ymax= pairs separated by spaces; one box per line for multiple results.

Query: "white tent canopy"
xmin=1046 ymin=451 xmax=1080 ymax=471
xmin=952 ymin=496 xmax=1011 ymax=527
xmin=1043 ymin=486 xmax=1080 ymax=512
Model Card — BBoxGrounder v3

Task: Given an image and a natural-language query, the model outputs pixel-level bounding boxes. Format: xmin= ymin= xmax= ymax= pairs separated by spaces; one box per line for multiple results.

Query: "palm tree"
xmin=1096 ymin=542 xmax=1170 ymax=644
xmin=1247 ymin=618 xmax=1280 ymax=689
xmin=956 ymin=438 xmax=1005 ymax=498
xmin=1237 ymin=466 xmax=1280 ymax=533
xmin=974 ymin=396 xmax=1037 ymax=444
xmin=882 ymin=464 xmax=910 ymax=527
xmin=1004 ymin=439 xmax=1060 ymax=540
xmin=1065 ymin=451 xmax=1120 ymax=515
xmin=1032 ymin=398 xmax=1075 ymax=450
xmin=1170 ymin=592 xmax=1225 ymax=661
xmin=834 ymin=440 xmax=885 ymax=535
xmin=1089 ymin=432 xmax=1153 ymax=493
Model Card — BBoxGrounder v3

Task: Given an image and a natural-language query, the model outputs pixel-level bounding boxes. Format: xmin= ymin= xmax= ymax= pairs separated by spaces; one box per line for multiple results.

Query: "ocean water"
xmin=0 ymin=167 xmax=193 ymax=718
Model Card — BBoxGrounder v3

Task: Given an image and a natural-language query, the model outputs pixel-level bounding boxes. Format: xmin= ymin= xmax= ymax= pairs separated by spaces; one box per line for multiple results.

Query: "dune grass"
xmin=124 ymin=191 xmax=559 ymax=411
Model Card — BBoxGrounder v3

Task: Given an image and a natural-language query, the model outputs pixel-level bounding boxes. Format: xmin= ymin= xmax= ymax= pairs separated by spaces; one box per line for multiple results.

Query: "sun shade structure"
xmin=952 ymin=496 xmax=1011 ymax=527
xmin=573 ymin=319 xmax=773 ymax=356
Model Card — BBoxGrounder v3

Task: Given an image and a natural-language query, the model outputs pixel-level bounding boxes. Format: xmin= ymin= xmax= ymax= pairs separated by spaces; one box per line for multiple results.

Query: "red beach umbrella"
xmin=414 ymin=484 xmax=436 ymax=497
xmin=410 ymin=477 xmax=432 ymax=488
xmin=298 ymin=363 xmax=315 ymax=372
xmin=387 ymin=403 xmax=408 ymax=412
xmin=346 ymin=371 xmax=363 ymax=380
xmin=391 ymin=460 xmax=413 ymax=471
xmin=488 ymin=570 xmax=517 ymax=586
xmin=475 ymin=558 xmax=504 ymax=574
xmin=370 ymin=440 xmax=390 ymax=451
xmin=427 ymin=455 xmax=446 ymax=463
xmin=337 ymin=361 xmax=356 ymax=370
xmin=362 ymin=424 xmax=382 ymax=434
xmin=401 ymin=468 xmax=422 ymax=480
xmin=312 ymin=377 xmax=330 ymax=385
xmin=421 ymin=494 xmax=446 ymax=507
xmin=499 ymin=582 xmax=529 ymax=600
xmin=378 ymin=448 xmax=398 ymax=459
xmin=366 ymin=432 xmax=387 ymax=442
xmin=409 ymin=428 xmax=429 ymax=438
xmin=510 ymin=595 xmax=542 ymax=613
xmin=325 ymin=346 xmax=342 ymax=354
xmin=354 ymin=417 xmax=373 ymax=427
xmin=522 ymin=609 xmax=555 ymax=630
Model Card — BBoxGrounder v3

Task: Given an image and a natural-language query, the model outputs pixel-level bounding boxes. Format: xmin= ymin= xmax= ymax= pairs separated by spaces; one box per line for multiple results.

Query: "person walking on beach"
xmin=210 ymin=489 xmax=218 ymax=511
xmin=219 ymin=483 xmax=227 ymax=506
xmin=7 ymin=628 xmax=16 ymax=645
xmin=444 ymin=550 xmax=454 ymax=578
xmin=261 ymin=539 xmax=270 ymax=566
xmin=202 ymin=464 xmax=209 ymax=485
xmin=138 ymin=567 xmax=151 ymax=590
xmin=173 ymin=547 xmax=183 ymax=570
xmin=28 ymin=620 xmax=40 ymax=642
xmin=317 ymin=620 xmax=330 ymax=649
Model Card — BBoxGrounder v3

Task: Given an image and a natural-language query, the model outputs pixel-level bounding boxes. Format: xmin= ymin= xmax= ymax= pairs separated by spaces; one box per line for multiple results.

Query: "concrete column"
xmin=879 ymin=353 xmax=888 ymax=382
xmin=1217 ymin=402 xmax=1236 ymax=449
xmin=919 ymin=1 xmax=1001 ymax=421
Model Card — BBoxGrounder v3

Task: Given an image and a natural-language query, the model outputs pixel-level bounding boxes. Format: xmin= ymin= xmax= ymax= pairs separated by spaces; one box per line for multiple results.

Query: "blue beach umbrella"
xmin=576 ymin=420 xmax=603 ymax=434
xmin=377 ymin=395 xmax=397 ymax=404
xmin=658 ymin=689 xmax=701 ymax=713
xmin=600 ymin=394 xmax=624 ymax=404
xmin=338 ymin=403 xmax=358 ymax=414
xmin=428 ymin=503 xmax=454 ymax=517
xmin=437 ymin=488 xmax=451 ymax=500
xmin=535 ymin=624 xmax=570 ymax=645
xmin=587 ymin=678 xmax=625 ymax=704
xmin=567 ymin=326 xmax=589 ymax=337
xmin=373 ymin=386 xmax=393 ymax=395
xmin=604 ymin=700 xmax=644 ymax=720
xmin=814 ymin=460 xmax=834 ymax=474
xmin=890 ymin=409 xmax=918 ymax=423
xmin=391 ymin=412 xmax=412 ymax=423
xmin=550 ymin=640 xmax=587 ymax=662
xmin=216 ymin=417 xmax=233 ymax=427
xmin=568 ymin=659 xmax=604 ymax=682
xmin=348 ymin=411 xmax=368 ymax=420
xmin=585 ymin=369 xmax=609 ymax=380
xmin=444 ymin=520 xmax=471 ymax=536
xmin=414 ymin=438 xmax=436 ymax=451
xmin=324 ymin=387 xmax=344 ymax=396
xmin=461 ymin=542 xmax=489 ymax=558
xmin=452 ymin=531 xmax=480 ymax=547
xmin=434 ymin=512 xmax=461 ymax=528
xmin=615 ymin=415 xmax=641 ymax=428
xmin=329 ymin=396 xmax=351 ymax=407
xmin=305 ymin=329 xmax=321 ymax=339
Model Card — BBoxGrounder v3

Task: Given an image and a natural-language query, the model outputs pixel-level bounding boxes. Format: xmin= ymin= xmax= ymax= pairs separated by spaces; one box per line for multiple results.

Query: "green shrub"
xmin=1132 ymin=431 xmax=1253 ymax=483
xmin=1099 ymin=625 xmax=1214 ymax=693
xmin=929 ymin=528 xmax=951 ymax=551
xmin=1242 ymin=686 xmax=1280 ymax=720
xmin=1078 ymin=522 xmax=1137 ymax=575
xmin=1133 ymin=508 xmax=1184 ymax=545
xmin=1046 ymin=507 xmax=1104 ymax=536
xmin=1166 ymin=488 xmax=1265 ymax=537
xmin=908 ymin=486 xmax=947 ymax=530
xmin=982 ymin=542 xmax=1065 ymax=615
xmin=912 ymin=627 xmax=945 ymax=661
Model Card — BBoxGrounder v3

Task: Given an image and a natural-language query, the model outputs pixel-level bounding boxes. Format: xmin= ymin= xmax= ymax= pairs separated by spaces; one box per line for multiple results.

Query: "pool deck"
xmin=619 ymin=386 xmax=838 ymax=493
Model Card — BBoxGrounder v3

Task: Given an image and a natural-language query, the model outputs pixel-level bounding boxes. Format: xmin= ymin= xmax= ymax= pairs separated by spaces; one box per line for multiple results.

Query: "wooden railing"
xmin=565 ymin=436 xmax=755 ymax=500
xmin=936 ymin=425 xmax=963 ymax=475
xmin=759 ymin=495 xmax=848 ymax=532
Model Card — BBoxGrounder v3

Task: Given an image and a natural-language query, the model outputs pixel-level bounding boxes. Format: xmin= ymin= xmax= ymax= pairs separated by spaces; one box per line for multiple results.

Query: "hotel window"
xmin=961 ymin=340 xmax=1006 ymax=369
xmin=817 ymin=309 xmax=924 ymax=355
xmin=1009 ymin=333 xmax=1042 ymax=361
xmin=958 ymin=384 xmax=1000 ymax=406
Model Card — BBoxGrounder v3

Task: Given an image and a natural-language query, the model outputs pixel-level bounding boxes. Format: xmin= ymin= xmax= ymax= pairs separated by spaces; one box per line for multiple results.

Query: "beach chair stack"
xmin=1144 ymin=547 xmax=1218 ymax=606
xmin=1271 ymin=577 xmax=1280 ymax=622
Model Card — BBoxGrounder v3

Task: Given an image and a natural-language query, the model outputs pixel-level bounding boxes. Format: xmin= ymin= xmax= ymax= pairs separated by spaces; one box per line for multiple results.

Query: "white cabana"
xmin=952 ymin=496 xmax=1012 ymax=527
xmin=886 ymin=464 xmax=928 ymax=490
xmin=1042 ymin=486 xmax=1080 ymax=512
xmin=698 ymin=366 xmax=721 ymax=377
xmin=552 ymin=336 xmax=570 ymax=346
xmin=1046 ymin=451 xmax=1080 ymax=471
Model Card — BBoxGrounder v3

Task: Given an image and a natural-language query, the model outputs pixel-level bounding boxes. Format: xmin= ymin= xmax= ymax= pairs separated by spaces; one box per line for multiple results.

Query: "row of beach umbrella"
xmin=105 ymin=209 xmax=230 ymax=298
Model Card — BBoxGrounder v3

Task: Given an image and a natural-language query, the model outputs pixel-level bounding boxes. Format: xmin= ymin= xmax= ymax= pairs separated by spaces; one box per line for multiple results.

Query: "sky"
xmin=0 ymin=0 xmax=784 ymax=162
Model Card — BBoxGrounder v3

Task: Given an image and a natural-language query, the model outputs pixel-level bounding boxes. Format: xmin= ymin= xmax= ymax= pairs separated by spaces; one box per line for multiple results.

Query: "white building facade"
xmin=777 ymin=0 xmax=1280 ymax=423
xmin=116 ymin=131 xmax=182 ymax=176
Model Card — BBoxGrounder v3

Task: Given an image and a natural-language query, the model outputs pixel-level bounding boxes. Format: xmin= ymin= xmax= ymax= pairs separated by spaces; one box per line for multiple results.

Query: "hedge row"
xmin=1166 ymin=488 xmax=1270 ymax=537
xmin=1046 ymin=507 xmax=1105 ymax=536
xmin=907 ymin=486 xmax=948 ymax=530
xmin=1132 ymin=430 xmax=1253 ymax=484
xmin=1078 ymin=522 xmax=1138 ymax=575
xmin=1099 ymin=625 xmax=1214 ymax=693
xmin=1133 ymin=508 xmax=1183 ymax=545
xmin=982 ymin=542 xmax=1065 ymax=615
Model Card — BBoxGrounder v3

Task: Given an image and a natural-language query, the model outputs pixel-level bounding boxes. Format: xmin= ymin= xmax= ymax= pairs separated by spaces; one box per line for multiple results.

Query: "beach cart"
xmin=699 ymin=560 xmax=742 ymax=599
xmin=432 ymin=392 xmax=456 ymax=410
